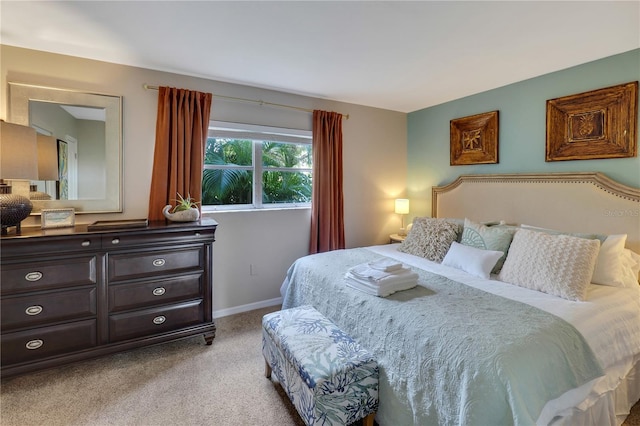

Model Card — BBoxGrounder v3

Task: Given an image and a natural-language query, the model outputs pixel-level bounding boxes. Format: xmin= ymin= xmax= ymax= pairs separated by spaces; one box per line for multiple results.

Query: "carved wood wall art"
xmin=450 ymin=110 xmax=499 ymax=165
xmin=546 ymin=81 xmax=638 ymax=161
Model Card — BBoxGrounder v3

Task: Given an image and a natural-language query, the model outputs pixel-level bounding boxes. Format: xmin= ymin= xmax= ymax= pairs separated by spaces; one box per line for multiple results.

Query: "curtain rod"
xmin=143 ymin=84 xmax=349 ymax=119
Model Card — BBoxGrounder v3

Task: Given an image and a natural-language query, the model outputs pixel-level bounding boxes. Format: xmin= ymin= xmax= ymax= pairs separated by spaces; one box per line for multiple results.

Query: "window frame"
xmin=202 ymin=121 xmax=312 ymax=211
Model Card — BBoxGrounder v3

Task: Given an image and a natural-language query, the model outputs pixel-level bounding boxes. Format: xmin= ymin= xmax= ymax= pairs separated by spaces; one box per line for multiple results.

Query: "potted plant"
xmin=162 ymin=193 xmax=201 ymax=222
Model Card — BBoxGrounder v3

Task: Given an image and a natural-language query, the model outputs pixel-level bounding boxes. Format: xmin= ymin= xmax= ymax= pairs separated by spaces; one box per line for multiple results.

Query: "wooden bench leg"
xmin=363 ymin=412 xmax=375 ymax=426
xmin=264 ymin=357 xmax=272 ymax=378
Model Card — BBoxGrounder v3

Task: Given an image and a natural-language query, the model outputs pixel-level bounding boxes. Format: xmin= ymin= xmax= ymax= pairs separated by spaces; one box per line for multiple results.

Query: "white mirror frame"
xmin=8 ymin=82 xmax=123 ymax=214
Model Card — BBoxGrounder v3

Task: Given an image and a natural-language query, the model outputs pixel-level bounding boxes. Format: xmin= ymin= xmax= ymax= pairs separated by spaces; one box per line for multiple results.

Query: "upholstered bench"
xmin=262 ymin=305 xmax=379 ymax=426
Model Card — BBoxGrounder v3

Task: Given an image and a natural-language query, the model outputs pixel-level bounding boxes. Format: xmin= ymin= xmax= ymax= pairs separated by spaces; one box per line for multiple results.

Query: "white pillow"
xmin=521 ymin=225 xmax=627 ymax=288
xmin=498 ymin=229 xmax=600 ymax=301
xmin=591 ymin=234 xmax=627 ymax=287
xmin=442 ymin=241 xmax=504 ymax=279
xmin=620 ymin=249 xmax=640 ymax=288
xmin=626 ymin=249 xmax=640 ymax=275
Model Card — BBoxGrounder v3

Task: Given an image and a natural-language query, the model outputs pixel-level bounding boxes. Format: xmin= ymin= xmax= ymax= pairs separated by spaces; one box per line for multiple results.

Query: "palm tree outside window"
xmin=202 ymin=122 xmax=312 ymax=210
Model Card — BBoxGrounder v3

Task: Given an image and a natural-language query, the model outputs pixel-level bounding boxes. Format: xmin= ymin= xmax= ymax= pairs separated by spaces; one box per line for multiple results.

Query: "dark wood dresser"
xmin=0 ymin=219 xmax=217 ymax=377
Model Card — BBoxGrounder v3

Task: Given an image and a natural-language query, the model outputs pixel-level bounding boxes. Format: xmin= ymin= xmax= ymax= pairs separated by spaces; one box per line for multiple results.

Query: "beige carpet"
xmin=629 ymin=401 xmax=640 ymax=426
xmin=1 ymin=306 xmax=638 ymax=426
xmin=1 ymin=306 xmax=303 ymax=426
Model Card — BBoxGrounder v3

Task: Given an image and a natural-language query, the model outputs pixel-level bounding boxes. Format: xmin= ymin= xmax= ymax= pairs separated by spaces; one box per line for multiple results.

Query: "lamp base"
xmin=0 ymin=193 xmax=33 ymax=235
xmin=30 ymin=191 xmax=52 ymax=200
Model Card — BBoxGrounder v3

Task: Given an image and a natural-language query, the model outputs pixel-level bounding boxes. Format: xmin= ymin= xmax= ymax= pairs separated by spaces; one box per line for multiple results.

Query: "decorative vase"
xmin=162 ymin=205 xmax=200 ymax=222
xmin=0 ymin=192 xmax=33 ymax=234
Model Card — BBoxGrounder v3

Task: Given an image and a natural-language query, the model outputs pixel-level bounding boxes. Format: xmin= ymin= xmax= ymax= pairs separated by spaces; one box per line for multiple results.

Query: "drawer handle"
xmin=152 ymin=258 xmax=166 ymax=267
xmin=153 ymin=315 xmax=166 ymax=325
xmin=25 ymin=305 xmax=43 ymax=316
xmin=152 ymin=287 xmax=166 ymax=296
xmin=25 ymin=272 xmax=43 ymax=282
xmin=111 ymin=238 xmax=120 ymax=245
xmin=81 ymin=240 xmax=91 ymax=247
xmin=25 ymin=339 xmax=44 ymax=350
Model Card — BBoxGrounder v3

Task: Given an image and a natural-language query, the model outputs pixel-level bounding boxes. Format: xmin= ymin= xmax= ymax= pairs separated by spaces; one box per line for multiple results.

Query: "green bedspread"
xmin=281 ymin=248 xmax=604 ymax=426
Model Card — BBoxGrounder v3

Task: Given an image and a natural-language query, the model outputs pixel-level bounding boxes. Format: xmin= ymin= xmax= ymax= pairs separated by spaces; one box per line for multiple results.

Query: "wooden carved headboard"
xmin=432 ymin=173 xmax=640 ymax=252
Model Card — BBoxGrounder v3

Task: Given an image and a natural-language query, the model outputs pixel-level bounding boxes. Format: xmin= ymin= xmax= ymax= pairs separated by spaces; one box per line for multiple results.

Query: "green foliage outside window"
xmin=202 ymin=138 xmax=312 ymax=206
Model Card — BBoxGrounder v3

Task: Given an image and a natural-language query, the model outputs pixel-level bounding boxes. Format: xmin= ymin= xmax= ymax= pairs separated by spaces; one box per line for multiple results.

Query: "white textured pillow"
xmin=442 ymin=241 xmax=504 ymax=279
xmin=520 ymin=226 xmax=627 ymax=288
xmin=519 ymin=224 xmax=605 ymax=240
xmin=591 ymin=234 xmax=627 ymax=287
xmin=498 ymin=229 xmax=600 ymax=301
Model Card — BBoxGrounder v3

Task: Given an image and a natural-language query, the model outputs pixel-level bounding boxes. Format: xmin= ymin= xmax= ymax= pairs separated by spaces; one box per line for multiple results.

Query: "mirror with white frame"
xmin=8 ymin=82 xmax=123 ymax=214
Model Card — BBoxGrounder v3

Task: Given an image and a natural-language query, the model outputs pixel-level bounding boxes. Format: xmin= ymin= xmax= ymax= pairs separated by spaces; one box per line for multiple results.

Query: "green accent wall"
xmin=407 ymin=49 xmax=640 ymax=217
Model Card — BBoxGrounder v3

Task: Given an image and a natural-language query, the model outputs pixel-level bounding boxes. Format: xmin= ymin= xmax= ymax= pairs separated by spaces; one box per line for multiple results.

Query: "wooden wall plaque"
xmin=450 ymin=110 xmax=499 ymax=165
xmin=546 ymin=81 xmax=638 ymax=161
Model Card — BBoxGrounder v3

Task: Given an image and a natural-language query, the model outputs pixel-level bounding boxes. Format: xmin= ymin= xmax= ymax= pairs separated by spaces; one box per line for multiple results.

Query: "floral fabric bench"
xmin=262 ymin=305 xmax=379 ymax=426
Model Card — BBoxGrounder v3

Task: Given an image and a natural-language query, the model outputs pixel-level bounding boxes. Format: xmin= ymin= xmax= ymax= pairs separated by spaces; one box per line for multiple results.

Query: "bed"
xmin=280 ymin=173 xmax=640 ymax=426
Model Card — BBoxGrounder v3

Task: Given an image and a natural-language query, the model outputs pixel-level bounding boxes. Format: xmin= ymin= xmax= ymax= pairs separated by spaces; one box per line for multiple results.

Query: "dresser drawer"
xmin=1 ymin=256 xmax=97 ymax=295
xmin=1 ymin=235 xmax=100 ymax=257
xmin=1 ymin=319 xmax=97 ymax=365
xmin=1 ymin=287 xmax=97 ymax=331
xmin=103 ymin=228 xmax=215 ymax=248
xmin=109 ymin=273 xmax=202 ymax=312
xmin=109 ymin=300 xmax=204 ymax=342
xmin=108 ymin=246 xmax=203 ymax=282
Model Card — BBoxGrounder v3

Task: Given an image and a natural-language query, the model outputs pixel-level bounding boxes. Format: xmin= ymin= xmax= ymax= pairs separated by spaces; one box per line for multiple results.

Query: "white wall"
xmin=77 ymin=120 xmax=106 ymax=200
xmin=1 ymin=45 xmax=407 ymax=316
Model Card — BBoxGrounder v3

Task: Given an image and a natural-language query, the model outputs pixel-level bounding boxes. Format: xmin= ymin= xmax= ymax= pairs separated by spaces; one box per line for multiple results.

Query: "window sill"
xmin=203 ymin=205 xmax=311 ymax=214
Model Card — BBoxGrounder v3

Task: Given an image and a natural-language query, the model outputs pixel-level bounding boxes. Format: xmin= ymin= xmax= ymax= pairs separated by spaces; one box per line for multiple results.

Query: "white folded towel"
xmin=345 ymin=275 xmax=417 ymax=297
xmin=346 ymin=261 xmax=418 ymax=297
xmin=368 ymin=258 xmax=403 ymax=272
xmin=349 ymin=263 xmax=412 ymax=282
xmin=345 ymin=270 xmax=419 ymax=287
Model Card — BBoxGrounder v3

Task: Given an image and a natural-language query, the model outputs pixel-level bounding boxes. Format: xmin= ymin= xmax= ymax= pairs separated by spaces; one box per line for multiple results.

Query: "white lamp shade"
xmin=37 ymin=134 xmax=59 ymax=181
xmin=395 ymin=198 xmax=409 ymax=215
xmin=1 ymin=121 xmax=38 ymax=180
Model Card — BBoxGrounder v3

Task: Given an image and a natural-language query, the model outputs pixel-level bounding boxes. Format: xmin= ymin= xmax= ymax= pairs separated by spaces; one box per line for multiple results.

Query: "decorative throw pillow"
xmin=590 ymin=234 xmax=627 ymax=287
xmin=520 ymin=224 xmax=607 ymax=242
xmin=521 ymin=225 xmax=627 ymax=288
xmin=620 ymin=249 xmax=640 ymax=288
xmin=498 ymin=229 xmax=600 ymax=301
xmin=442 ymin=241 xmax=504 ymax=279
xmin=398 ymin=218 xmax=460 ymax=262
xmin=460 ymin=218 xmax=515 ymax=274
xmin=442 ymin=217 xmax=465 ymax=241
xmin=626 ymin=249 xmax=640 ymax=276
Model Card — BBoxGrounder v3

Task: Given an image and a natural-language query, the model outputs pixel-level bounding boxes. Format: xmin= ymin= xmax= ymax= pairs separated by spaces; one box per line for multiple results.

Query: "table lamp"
xmin=0 ymin=120 xmax=38 ymax=234
xmin=30 ymin=134 xmax=58 ymax=200
xmin=395 ymin=198 xmax=410 ymax=236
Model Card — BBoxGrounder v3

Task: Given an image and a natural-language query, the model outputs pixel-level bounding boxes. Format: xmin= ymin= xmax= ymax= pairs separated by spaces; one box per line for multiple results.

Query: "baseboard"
xmin=213 ymin=297 xmax=282 ymax=319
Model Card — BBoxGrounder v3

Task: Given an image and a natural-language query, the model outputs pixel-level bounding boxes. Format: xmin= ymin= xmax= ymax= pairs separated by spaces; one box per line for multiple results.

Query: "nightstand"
xmin=389 ymin=233 xmax=406 ymax=243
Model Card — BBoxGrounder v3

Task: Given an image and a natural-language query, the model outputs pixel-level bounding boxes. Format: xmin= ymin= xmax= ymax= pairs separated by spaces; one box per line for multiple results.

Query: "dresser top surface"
xmin=1 ymin=218 xmax=218 ymax=241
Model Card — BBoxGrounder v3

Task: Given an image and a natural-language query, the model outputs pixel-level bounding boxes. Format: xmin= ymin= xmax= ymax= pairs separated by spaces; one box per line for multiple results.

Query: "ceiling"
xmin=1 ymin=1 xmax=638 ymax=113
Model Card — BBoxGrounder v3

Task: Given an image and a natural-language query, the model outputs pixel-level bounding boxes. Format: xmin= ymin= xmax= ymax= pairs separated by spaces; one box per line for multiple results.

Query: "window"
xmin=202 ymin=121 xmax=312 ymax=210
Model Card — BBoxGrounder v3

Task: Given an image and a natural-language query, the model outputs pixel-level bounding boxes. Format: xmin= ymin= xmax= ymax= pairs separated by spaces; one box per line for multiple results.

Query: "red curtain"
xmin=309 ymin=110 xmax=345 ymax=254
xmin=148 ymin=87 xmax=212 ymax=221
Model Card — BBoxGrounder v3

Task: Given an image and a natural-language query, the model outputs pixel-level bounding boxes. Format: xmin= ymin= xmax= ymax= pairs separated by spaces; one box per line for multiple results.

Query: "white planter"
xmin=162 ymin=205 xmax=200 ymax=222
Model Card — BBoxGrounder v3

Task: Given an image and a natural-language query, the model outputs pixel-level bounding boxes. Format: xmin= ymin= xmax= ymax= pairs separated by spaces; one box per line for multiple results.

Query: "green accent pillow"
xmin=460 ymin=218 xmax=516 ymax=274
